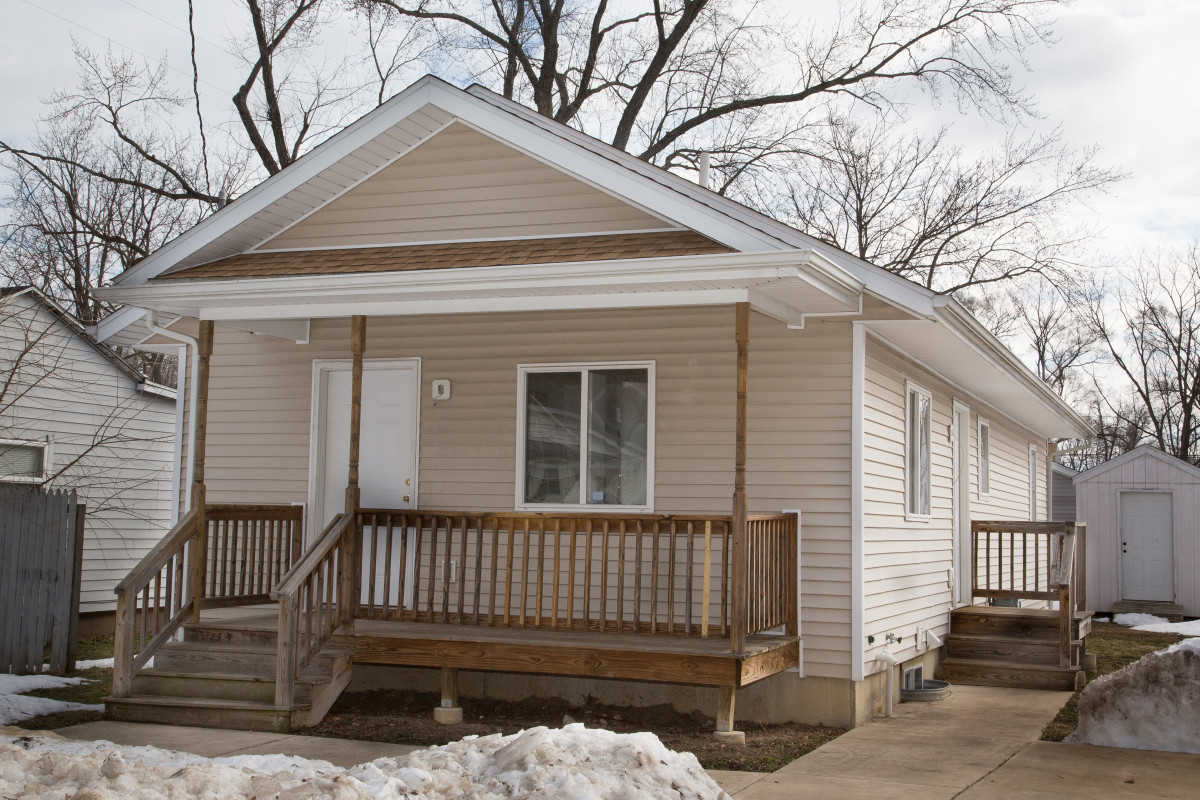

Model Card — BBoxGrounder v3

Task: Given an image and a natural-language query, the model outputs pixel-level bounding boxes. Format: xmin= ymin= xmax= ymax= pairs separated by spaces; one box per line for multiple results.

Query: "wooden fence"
xmin=0 ymin=485 xmax=85 ymax=675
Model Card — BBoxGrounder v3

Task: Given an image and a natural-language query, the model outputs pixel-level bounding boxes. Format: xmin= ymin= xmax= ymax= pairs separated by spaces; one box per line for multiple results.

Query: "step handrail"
xmin=112 ymin=507 xmax=201 ymax=697
xmin=271 ymin=513 xmax=355 ymax=708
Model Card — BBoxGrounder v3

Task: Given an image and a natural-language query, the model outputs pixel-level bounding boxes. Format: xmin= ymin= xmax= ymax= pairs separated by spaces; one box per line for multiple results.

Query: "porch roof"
xmin=97 ymin=248 xmax=865 ymax=331
xmin=154 ymin=231 xmax=731 ymax=281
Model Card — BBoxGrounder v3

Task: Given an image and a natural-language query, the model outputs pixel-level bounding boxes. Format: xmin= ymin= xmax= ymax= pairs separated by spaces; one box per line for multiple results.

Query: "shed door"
xmin=1120 ymin=491 xmax=1174 ymax=603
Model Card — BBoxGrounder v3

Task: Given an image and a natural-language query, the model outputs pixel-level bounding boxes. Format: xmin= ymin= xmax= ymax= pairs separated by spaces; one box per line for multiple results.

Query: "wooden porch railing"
xmin=204 ymin=504 xmax=305 ymax=607
xmin=746 ymin=514 xmax=799 ymax=637
xmin=111 ymin=504 xmax=304 ymax=698
xmin=971 ymin=521 xmax=1087 ymax=668
xmin=271 ymin=513 xmax=355 ymax=708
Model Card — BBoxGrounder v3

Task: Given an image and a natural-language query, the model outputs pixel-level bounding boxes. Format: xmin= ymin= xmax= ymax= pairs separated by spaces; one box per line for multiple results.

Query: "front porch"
xmin=109 ymin=503 xmax=799 ymax=734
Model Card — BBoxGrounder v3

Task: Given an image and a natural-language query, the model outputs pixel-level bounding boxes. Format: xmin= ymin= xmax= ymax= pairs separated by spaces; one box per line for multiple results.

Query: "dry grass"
xmin=12 ymin=637 xmax=114 ymax=731
xmin=1040 ymin=621 xmax=1187 ymax=742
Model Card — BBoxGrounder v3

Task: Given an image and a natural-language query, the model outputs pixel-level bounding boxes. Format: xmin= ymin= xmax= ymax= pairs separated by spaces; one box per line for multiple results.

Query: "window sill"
xmin=905 ymin=512 xmax=933 ymax=524
xmin=515 ymin=503 xmax=655 ymax=515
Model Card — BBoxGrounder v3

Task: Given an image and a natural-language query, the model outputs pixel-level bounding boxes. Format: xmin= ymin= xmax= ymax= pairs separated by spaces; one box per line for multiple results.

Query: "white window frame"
xmin=977 ymin=418 xmax=991 ymax=499
xmin=0 ymin=437 xmax=51 ymax=484
xmin=905 ymin=381 xmax=933 ymax=522
xmin=516 ymin=361 xmax=656 ymax=513
xmin=1028 ymin=443 xmax=1039 ymax=520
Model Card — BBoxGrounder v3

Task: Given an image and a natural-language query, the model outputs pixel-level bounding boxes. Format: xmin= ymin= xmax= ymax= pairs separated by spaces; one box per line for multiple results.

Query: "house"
xmin=1051 ymin=462 xmax=1079 ymax=522
xmin=92 ymin=76 xmax=1093 ymax=735
xmin=0 ymin=287 xmax=177 ymax=635
xmin=1073 ymin=445 xmax=1200 ymax=617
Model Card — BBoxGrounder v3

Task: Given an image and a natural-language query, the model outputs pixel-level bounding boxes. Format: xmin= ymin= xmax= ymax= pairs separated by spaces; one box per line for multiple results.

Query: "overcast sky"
xmin=2 ymin=0 xmax=1198 ymax=261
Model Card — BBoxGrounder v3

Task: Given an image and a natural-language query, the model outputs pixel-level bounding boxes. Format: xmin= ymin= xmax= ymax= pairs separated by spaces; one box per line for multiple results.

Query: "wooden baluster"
xmin=504 ymin=520 xmax=515 ymax=627
xmin=583 ymin=520 xmax=594 ymax=631
xmin=633 ymin=520 xmax=644 ymax=632
xmin=701 ymin=521 xmax=712 ymax=638
xmin=456 ymin=516 xmax=467 ymax=624
xmin=667 ymin=521 xmax=677 ymax=635
xmin=426 ymin=516 xmax=438 ymax=622
xmin=616 ymin=520 xmax=628 ymax=632
xmin=491 ymin=518 xmax=502 ymax=626
xmin=599 ymin=519 xmax=610 ymax=631
xmin=687 ymin=522 xmax=696 ymax=635
xmin=534 ymin=518 xmax=546 ymax=628
xmin=551 ymin=518 xmax=563 ymax=630
xmin=440 ymin=517 xmax=451 ymax=623
xmin=985 ymin=530 xmax=992 ymax=593
xmin=721 ymin=522 xmax=730 ymax=636
xmin=473 ymin=517 xmax=484 ymax=625
xmin=566 ymin=519 xmax=577 ymax=630
xmin=412 ymin=516 xmax=425 ymax=621
xmin=651 ymin=521 xmax=661 ymax=633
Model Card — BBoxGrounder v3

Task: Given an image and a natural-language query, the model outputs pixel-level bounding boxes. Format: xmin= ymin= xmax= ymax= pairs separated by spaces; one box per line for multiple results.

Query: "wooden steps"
xmin=942 ymin=605 xmax=1090 ymax=691
xmin=104 ymin=621 xmax=353 ymax=733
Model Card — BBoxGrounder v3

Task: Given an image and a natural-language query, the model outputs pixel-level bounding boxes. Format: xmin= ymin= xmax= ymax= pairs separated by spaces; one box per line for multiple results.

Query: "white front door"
xmin=1120 ymin=491 xmax=1174 ymax=603
xmin=311 ymin=359 xmax=419 ymax=534
xmin=952 ymin=402 xmax=972 ymax=605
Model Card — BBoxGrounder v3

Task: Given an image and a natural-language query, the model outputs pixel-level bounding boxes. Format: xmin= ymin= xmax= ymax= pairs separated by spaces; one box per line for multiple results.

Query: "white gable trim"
xmin=1074 ymin=445 xmax=1200 ymax=484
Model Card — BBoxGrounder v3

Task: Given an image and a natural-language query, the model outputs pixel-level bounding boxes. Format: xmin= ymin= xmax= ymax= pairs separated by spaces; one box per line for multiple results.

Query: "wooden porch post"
xmin=188 ymin=320 xmax=214 ymax=622
xmin=731 ymin=302 xmax=749 ymax=655
xmin=340 ymin=315 xmax=366 ymax=627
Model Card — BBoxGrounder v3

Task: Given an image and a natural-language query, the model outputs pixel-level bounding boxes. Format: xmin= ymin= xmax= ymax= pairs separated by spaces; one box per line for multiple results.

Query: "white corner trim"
xmin=851 ymin=322 xmax=865 ymax=682
xmin=783 ymin=507 xmax=804 ymax=676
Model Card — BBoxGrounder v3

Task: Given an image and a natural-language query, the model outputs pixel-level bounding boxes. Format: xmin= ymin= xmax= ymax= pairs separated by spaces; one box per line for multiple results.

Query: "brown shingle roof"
xmin=156 ymin=230 xmax=732 ymax=281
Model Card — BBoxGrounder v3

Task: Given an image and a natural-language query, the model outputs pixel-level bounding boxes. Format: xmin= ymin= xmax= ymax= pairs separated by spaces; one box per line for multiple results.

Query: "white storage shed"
xmin=1074 ymin=445 xmax=1200 ymax=616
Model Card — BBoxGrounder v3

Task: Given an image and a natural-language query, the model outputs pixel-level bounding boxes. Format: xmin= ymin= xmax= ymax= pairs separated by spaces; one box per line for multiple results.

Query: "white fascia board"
xmin=201 ymin=288 xmax=752 ymax=321
xmin=92 ymin=304 xmax=147 ymax=343
xmin=115 ymin=78 xmax=442 ymax=288
xmin=934 ymin=301 xmax=1093 ymax=439
xmin=98 ymin=250 xmax=862 ymax=316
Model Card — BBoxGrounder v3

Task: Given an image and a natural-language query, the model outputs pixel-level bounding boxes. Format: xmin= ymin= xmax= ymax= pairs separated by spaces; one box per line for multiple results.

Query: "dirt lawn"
xmin=310 ymin=689 xmax=844 ymax=772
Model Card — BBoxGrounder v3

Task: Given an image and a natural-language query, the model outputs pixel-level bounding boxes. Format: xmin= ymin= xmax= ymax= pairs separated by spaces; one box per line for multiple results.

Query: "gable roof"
xmin=94 ymin=75 xmax=1091 ymax=439
xmin=1074 ymin=444 xmax=1200 ymax=484
xmin=1 ymin=287 xmax=174 ymax=400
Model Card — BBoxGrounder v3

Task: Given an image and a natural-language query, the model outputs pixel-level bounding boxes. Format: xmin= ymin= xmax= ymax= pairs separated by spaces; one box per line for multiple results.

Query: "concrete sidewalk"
xmin=56 ymin=720 xmax=418 ymax=768
xmin=52 ymin=686 xmax=1200 ymax=799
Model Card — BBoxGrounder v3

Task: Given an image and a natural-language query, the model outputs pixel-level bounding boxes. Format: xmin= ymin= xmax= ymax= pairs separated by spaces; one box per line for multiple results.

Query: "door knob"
xmin=403 ymin=495 xmax=411 ymax=503
xmin=405 ymin=478 xmax=411 ymax=486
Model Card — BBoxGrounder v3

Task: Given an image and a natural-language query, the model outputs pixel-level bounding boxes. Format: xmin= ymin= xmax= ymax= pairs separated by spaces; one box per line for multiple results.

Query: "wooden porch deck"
xmin=193 ymin=604 xmax=799 ymax=688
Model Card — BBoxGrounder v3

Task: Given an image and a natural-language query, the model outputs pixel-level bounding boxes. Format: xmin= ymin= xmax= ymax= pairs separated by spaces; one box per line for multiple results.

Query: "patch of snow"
xmin=0 ymin=723 xmax=730 ymax=800
xmin=1112 ymin=612 xmax=1170 ymax=626
xmin=0 ymin=673 xmax=103 ymax=725
xmin=74 ymin=657 xmax=116 ymax=670
xmin=1070 ymin=640 xmax=1200 ymax=754
xmin=1132 ymin=619 xmax=1200 ymax=636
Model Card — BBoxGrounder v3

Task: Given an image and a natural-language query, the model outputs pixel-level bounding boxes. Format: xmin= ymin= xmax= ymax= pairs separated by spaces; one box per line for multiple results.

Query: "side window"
xmin=978 ymin=420 xmax=990 ymax=497
xmin=0 ymin=439 xmax=48 ymax=484
xmin=906 ymin=383 xmax=932 ymax=518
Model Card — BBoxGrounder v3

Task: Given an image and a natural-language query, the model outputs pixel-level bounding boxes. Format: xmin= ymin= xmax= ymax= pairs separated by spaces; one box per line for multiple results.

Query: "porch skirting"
xmin=345 ymin=646 xmax=944 ymax=730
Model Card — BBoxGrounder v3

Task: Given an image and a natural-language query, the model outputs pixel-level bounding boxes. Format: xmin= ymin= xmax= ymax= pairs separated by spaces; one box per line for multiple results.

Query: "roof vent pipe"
xmin=698 ymin=151 xmax=710 ymax=189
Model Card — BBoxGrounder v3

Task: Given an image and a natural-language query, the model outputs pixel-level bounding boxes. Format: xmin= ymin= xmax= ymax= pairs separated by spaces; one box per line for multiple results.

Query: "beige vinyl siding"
xmin=259 ymin=123 xmax=671 ymax=251
xmin=1051 ymin=467 xmax=1077 ymax=522
xmin=1075 ymin=452 xmax=1200 ymax=615
xmin=0 ymin=294 xmax=176 ymax=611
xmin=201 ymin=307 xmax=854 ymax=678
xmin=860 ymin=335 xmax=1047 ymax=674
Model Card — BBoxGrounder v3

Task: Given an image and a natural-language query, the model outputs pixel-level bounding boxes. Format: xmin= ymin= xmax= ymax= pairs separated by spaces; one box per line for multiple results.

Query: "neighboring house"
xmin=1074 ymin=445 xmax=1200 ymax=617
xmin=1052 ymin=462 xmax=1079 ymax=522
xmin=0 ymin=287 xmax=177 ymax=630
xmin=94 ymin=76 xmax=1092 ymax=733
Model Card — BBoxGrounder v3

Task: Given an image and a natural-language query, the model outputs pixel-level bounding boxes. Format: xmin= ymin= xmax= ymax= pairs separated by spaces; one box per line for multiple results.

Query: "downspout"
xmin=875 ymin=649 xmax=899 ymax=717
xmin=147 ymin=311 xmax=199 ymax=512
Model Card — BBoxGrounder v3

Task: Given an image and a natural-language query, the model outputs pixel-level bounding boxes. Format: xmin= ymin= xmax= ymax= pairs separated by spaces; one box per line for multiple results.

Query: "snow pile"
xmin=1 ymin=723 xmax=730 ymax=800
xmin=1112 ymin=613 xmax=1169 ymax=626
xmin=1071 ymin=638 xmax=1200 ymax=754
xmin=1131 ymin=619 xmax=1200 ymax=636
xmin=0 ymin=674 xmax=104 ymax=725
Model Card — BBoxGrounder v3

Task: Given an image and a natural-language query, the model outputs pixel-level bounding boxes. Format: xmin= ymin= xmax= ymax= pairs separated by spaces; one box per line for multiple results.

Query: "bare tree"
xmin=751 ymin=115 xmax=1119 ymax=293
xmin=1084 ymin=247 xmax=1200 ymax=465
